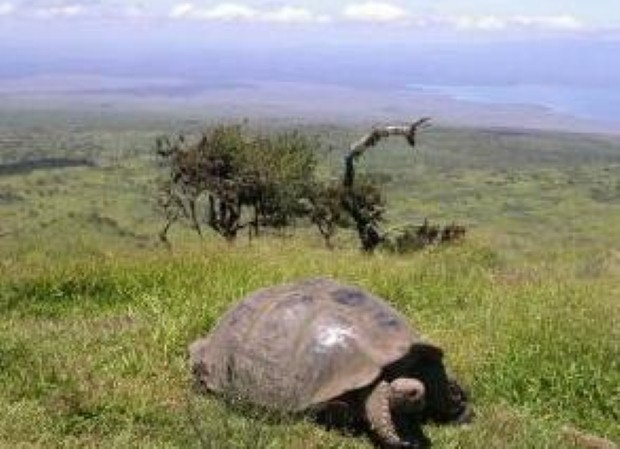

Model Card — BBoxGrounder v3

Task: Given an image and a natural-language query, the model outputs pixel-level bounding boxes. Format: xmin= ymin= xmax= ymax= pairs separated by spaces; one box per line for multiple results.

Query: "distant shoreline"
xmin=408 ymin=83 xmax=620 ymax=124
xmin=0 ymin=77 xmax=618 ymax=136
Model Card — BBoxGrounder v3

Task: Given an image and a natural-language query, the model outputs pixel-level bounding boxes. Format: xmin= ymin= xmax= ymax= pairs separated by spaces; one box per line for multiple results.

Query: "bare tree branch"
xmin=349 ymin=118 xmax=431 ymax=155
xmin=344 ymin=118 xmax=430 ymax=188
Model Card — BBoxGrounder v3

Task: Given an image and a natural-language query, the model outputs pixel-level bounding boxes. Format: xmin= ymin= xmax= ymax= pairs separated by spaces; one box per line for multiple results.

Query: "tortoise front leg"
xmin=364 ymin=380 xmax=429 ymax=448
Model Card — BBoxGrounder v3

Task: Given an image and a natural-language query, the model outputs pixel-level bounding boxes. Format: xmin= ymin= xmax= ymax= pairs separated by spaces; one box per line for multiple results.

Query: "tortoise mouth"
xmin=423 ymin=384 xmax=473 ymax=425
xmin=442 ymin=379 xmax=473 ymax=424
xmin=451 ymin=403 xmax=474 ymax=425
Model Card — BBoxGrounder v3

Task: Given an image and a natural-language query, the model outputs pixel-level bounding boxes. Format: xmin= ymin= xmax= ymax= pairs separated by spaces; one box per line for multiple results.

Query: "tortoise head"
xmin=364 ymin=343 xmax=472 ymax=447
xmin=406 ymin=344 xmax=472 ymax=425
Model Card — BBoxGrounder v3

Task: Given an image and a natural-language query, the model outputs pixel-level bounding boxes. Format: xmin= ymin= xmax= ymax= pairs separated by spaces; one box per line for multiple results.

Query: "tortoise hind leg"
xmin=189 ymin=336 xmax=214 ymax=392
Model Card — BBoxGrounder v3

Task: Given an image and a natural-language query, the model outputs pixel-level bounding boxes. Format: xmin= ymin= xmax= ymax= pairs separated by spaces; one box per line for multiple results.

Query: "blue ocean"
xmin=410 ymin=84 xmax=620 ymax=124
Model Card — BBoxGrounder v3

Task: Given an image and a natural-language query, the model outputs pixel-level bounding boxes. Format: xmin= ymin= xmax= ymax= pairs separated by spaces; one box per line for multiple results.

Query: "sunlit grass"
xmin=0 ymin=238 xmax=618 ymax=448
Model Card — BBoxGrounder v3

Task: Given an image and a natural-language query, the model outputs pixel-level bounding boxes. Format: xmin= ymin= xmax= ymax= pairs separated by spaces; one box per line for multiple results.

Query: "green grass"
xmin=0 ymin=109 xmax=619 ymax=447
xmin=0 ymin=241 xmax=618 ymax=448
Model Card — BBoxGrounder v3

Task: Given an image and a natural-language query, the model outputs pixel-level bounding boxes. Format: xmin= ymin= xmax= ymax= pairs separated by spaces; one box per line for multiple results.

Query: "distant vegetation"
xmin=0 ymin=157 xmax=95 ymax=176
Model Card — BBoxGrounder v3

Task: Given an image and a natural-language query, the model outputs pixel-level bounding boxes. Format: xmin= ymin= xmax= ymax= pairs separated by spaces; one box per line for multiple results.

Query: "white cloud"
xmin=1 ymin=1 xmax=589 ymax=33
xmin=513 ymin=15 xmax=584 ymax=30
xmin=448 ymin=15 xmax=507 ymax=31
xmin=200 ymin=3 xmax=257 ymax=21
xmin=170 ymin=3 xmax=194 ymax=18
xmin=0 ymin=2 xmax=14 ymax=16
xmin=35 ymin=4 xmax=85 ymax=19
xmin=170 ymin=3 xmax=193 ymax=19
xmin=343 ymin=2 xmax=409 ymax=23
xmin=445 ymin=14 xmax=585 ymax=31
xmin=170 ymin=3 xmax=329 ymax=24
xmin=262 ymin=6 xmax=329 ymax=24
xmin=170 ymin=3 xmax=257 ymax=21
xmin=123 ymin=4 xmax=149 ymax=19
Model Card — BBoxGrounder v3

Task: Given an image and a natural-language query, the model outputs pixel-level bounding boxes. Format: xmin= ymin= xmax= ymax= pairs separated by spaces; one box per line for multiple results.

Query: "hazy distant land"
xmin=0 ymin=75 xmax=618 ymax=135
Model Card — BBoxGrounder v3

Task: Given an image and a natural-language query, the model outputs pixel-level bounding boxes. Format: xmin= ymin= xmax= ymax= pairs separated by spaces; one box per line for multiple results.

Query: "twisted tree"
xmin=341 ymin=118 xmax=431 ymax=252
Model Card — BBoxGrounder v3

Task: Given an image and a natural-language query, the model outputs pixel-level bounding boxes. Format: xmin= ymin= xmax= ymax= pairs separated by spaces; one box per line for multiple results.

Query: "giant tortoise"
xmin=190 ymin=278 xmax=472 ymax=448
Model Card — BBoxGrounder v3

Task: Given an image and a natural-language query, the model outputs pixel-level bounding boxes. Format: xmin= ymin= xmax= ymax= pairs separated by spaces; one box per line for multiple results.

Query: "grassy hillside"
xmin=0 ymin=108 xmax=618 ymax=448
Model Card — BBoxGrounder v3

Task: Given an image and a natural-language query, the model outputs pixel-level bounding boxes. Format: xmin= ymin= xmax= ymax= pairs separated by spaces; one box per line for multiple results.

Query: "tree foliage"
xmin=157 ymin=124 xmax=317 ymax=243
xmin=156 ymin=120 xmax=466 ymax=252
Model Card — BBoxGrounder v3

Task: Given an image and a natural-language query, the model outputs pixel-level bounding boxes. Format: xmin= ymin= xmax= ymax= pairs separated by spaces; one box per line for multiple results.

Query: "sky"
xmin=0 ymin=2 xmax=618 ymax=126
xmin=0 ymin=2 xmax=618 ymax=91
xmin=0 ymin=0 xmax=618 ymax=34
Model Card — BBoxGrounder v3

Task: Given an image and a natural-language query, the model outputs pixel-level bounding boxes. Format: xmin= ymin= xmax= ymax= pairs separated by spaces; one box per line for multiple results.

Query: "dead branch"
xmin=344 ymin=118 xmax=430 ymax=188
xmin=342 ymin=118 xmax=431 ymax=252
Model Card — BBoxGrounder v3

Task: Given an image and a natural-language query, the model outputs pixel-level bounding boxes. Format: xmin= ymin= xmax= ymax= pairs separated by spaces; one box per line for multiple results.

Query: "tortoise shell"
xmin=190 ymin=278 xmax=440 ymax=412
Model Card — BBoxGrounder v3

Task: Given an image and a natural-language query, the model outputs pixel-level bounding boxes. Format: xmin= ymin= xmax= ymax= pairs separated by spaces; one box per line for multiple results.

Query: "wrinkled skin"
xmin=367 ymin=355 xmax=471 ymax=448
xmin=316 ymin=355 xmax=471 ymax=448
xmin=381 ymin=377 xmax=471 ymax=448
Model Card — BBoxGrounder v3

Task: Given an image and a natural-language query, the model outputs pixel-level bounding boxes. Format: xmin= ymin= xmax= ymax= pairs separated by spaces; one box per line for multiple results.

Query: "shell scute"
xmin=331 ymin=288 xmax=368 ymax=307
